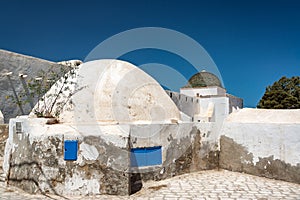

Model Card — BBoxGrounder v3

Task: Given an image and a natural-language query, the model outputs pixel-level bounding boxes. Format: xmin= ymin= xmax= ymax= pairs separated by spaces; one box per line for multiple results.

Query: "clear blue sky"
xmin=1 ymin=0 xmax=299 ymax=107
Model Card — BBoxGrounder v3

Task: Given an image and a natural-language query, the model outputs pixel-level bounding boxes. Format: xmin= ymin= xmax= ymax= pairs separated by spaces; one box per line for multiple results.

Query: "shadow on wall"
xmin=8 ymin=161 xmax=69 ymax=199
xmin=128 ymin=140 xmax=143 ymax=195
xmin=128 ymin=126 xmax=220 ymax=192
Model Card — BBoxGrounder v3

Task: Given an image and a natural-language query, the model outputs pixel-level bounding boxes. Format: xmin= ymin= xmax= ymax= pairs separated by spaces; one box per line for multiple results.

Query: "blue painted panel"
xmin=64 ymin=140 xmax=78 ymax=161
xmin=146 ymin=146 xmax=162 ymax=166
xmin=131 ymin=146 xmax=162 ymax=167
xmin=131 ymin=148 xmax=147 ymax=167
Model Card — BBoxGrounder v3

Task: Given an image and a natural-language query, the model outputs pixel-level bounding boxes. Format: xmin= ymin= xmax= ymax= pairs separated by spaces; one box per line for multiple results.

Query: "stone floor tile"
xmin=1 ymin=170 xmax=300 ymax=199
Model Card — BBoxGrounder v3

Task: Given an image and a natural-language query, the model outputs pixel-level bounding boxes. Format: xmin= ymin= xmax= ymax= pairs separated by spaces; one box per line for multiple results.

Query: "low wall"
xmin=220 ymin=109 xmax=300 ymax=184
xmin=129 ymin=122 xmax=219 ymax=188
xmin=4 ymin=118 xmax=130 ymax=196
xmin=4 ymin=117 xmax=219 ymax=196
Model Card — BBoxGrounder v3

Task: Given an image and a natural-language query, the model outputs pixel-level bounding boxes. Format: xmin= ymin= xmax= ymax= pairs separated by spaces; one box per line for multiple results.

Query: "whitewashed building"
xmin=180 ymin=70 xmax=243 ymax=123
xmin=2 ymin=59 xmax=300 ymax=197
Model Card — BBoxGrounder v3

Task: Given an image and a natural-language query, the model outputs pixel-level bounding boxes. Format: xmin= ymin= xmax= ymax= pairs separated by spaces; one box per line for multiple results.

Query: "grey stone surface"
xmin=0 ymin=49 xmax=66 ymax=122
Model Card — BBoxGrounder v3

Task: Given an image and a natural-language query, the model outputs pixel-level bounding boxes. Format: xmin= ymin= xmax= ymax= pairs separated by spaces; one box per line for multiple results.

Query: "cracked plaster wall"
xmin=3 ymin=117 xmax=130 ymax=196
xmin=220 ymin=120 xmax=300 ymax=183
xmin=129 ymin=122 xmax=219 ymax=189
xmin=3 ymin=118 xmax=220 ymax=196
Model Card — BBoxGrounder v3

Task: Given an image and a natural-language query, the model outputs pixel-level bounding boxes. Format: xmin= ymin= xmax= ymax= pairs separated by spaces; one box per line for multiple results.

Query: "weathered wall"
xmin=129 ymin=122 xmax=219 ymax=189
xmin=0 ymin=49 xmax=66 ymax=122
xmin=220 ymin=109 xmax=300 ymax=184
xmin=4 ymin=118 xmax=131 ymax=196
xmin=3 ymin=117 xmax=220 ymax=196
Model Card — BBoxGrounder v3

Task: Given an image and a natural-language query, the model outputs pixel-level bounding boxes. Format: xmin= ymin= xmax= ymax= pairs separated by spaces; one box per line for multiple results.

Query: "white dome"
xmin=30 ymin=59 xmax=180 ymax=124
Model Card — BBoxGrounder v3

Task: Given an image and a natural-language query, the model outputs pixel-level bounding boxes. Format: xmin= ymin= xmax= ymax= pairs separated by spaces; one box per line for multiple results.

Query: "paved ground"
xmin=0 ymin=170 xmax=299 ymax=200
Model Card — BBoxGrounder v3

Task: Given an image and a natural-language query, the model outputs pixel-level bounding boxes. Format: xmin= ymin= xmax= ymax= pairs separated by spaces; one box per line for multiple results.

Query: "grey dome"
xmin=184 ymin=71 xmax=223 ymax=88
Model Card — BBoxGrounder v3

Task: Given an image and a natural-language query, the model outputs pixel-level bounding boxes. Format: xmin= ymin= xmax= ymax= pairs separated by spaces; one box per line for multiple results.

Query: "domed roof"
xmin=184 ymin=70 xmax=223 ymax=88
xmin=30 ymin=59 xmax=180 ymax=125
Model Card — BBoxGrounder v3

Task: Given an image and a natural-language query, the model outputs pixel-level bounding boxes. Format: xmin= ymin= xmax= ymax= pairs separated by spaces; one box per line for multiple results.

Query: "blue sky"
xmin=1 ymin=0 xmax=299 ymax=107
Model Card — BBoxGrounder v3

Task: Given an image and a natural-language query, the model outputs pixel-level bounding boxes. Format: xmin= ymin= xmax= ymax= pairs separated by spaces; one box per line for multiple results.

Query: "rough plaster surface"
xmin=3 ymin=118 xmax=130 ymax=195
xmin=3 ymin=117 xmax=220 ymax=196
xmin=220 ymin=136 xmax=300 ymax=184
xmin=129 ymin=122 xmax=220 ymax=189
xmin=220 ymin=108 xmax=300 ymax=183
xmin=0 ymin=49 xmax=67 ymax=122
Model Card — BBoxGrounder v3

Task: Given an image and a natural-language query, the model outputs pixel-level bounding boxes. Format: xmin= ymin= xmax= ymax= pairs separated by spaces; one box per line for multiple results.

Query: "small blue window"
xmin=64 ymin=140 xmax=78 ymax=161
xmin=131 ymin=146 xmax=162 ymax=167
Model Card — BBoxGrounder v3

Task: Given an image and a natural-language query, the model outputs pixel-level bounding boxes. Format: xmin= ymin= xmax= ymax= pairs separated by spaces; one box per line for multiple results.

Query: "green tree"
xmin=257 ymin=76 xmax=300 ymax=109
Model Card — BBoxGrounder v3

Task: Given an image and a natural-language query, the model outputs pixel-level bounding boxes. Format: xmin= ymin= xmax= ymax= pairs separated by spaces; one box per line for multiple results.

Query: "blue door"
xmin=64 ymin=140 xmax=78 ymax=161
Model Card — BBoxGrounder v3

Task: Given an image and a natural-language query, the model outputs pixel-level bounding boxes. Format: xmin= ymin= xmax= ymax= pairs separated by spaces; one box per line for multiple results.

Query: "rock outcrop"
xmin=0 ymin=49 xmax=69 ymax=122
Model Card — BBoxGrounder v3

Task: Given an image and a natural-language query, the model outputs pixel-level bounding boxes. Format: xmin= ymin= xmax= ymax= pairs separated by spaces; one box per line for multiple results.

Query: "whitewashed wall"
xmin=220 ymin=108 xmax=300 ymax=183
xmin=180 ymin=86 xmax=226 ymax=97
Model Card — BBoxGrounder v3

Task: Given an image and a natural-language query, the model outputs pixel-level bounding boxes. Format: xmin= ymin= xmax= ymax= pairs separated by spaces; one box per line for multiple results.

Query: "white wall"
xmin=196 ymin=97 xmax=229 ymax=123
xmin=220 ymin=109 xmax=300 ymax=166
xmin=180 ymin=86 xmax=226 ymax=97
xmin=165 ymin=90 xmax=199 ymax=119
xmin=0 ymin=110 xmax=3 ymax=124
